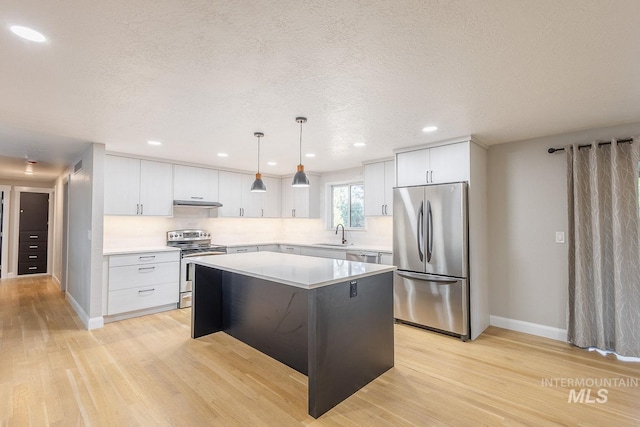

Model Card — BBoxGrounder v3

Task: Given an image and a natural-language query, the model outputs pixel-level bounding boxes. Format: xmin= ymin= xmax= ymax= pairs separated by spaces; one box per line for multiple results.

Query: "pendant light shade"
xmin=251 ymin=132 xmax=267 ymax=192
xmin=292 ymin=117 xmax=310 ymax=187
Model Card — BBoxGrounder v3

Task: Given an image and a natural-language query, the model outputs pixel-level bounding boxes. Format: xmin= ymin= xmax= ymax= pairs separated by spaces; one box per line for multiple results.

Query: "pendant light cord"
xmin=299 ymin=120 xmax=303 ymax=165
xmin=257 ymin=135 xmax=261 ymax=174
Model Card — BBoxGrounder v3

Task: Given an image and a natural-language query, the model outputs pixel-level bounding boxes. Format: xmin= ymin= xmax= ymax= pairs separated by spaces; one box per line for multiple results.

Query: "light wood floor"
xmin=1 ymin=276 xmax=639 ymax=426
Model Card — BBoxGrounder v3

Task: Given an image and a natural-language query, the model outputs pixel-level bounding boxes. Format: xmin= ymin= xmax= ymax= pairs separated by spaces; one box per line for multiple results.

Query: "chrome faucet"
xmin=335 ymin=224 xmax=347 ymax=244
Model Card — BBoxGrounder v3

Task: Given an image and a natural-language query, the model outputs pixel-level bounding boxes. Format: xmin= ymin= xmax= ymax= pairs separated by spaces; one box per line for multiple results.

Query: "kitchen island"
xmin=187 ymin=251 xmax=396 ymax=418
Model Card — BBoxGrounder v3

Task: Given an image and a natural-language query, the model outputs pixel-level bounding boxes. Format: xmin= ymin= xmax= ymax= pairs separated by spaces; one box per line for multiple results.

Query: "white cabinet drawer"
xmin=227 ymin=246 xmax=258 ymax=254
xmin=109 ymin=251 xmax=179 ymax=267
xmin=280 ymin=245 xmax=301 ymax=255
xmin=108 ymin=261 xmax=179 ymax=291
xmin=107 ymin=282 xmax=178 ymax=315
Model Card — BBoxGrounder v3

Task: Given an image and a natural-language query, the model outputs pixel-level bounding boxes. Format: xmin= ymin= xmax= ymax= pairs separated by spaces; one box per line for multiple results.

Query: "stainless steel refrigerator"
xmin=393 ymin=182 xmax=470 ymax=340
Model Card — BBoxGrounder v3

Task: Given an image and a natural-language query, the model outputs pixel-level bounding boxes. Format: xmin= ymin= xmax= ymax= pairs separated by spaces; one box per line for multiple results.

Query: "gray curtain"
xmin=567 ymin=138 xmax=640 ymax=357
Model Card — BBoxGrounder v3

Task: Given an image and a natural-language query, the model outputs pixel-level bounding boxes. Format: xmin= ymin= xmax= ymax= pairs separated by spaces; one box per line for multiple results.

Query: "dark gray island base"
xmin=192 ymin=263 xmax=394 ymax=418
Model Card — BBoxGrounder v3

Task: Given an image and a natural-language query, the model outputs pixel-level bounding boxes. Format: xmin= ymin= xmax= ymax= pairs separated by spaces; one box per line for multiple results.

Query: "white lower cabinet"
xmin=299 ymin=247 xmax=347 ymax=260
xmin=227 ymin=246 xmax=259 ymax=254
xmin=280 ymin=245 xmax=301 ymax=255
xmin=106 ymin=250 xmax=179 ymax=316
xmin=379 ymin=252 xmax=393 ymax=265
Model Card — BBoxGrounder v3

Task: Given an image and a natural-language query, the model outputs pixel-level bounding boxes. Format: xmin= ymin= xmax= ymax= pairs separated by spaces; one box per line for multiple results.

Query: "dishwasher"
xmin=346 ymin=250 xmax=380 ymax=263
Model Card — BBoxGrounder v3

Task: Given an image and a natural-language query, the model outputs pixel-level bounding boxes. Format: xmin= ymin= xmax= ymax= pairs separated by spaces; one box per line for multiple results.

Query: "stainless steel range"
xmin=167 ymin=229 xmax=226 ymax=308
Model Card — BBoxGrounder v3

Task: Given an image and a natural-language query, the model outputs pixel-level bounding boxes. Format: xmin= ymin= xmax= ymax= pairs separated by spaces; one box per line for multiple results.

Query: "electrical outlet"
xmin=555 ymin=231 xmax=565 ymax=244
xmin=350 ymin=281 xmax=357 ymax=298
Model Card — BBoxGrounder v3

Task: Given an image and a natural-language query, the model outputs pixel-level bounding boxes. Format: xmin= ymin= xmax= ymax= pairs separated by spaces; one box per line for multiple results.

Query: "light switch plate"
xmin=555 ymin=231 xmax=565 ymax=244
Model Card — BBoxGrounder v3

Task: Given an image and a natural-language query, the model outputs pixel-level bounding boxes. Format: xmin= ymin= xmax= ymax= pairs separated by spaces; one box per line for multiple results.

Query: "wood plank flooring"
xmin=1 ymin=275 xmax=639 ymax=426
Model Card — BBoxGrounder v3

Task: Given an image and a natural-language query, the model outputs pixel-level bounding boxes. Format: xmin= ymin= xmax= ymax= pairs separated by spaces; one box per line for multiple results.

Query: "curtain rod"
xmin=547 ymin=138 xmax=633 ymax=154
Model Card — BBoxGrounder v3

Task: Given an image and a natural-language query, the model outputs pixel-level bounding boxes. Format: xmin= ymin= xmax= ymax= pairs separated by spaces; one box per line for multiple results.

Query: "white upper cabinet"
xmin=240 ymin=173 xmax=261 ymax=217
xmin=218 ymin=172 xmax=280 ymax=218
xmin=139 ymin=160 xmax=173 ymax=216
xmin=396 ymin=142 xmax=469 ymax=187
xmin=280 ymin=177 xmax=320 ymax=218
xmin=364 ymin=160 xmax=395 ymax=216
xmin=261 ymin=176 xmax=281 ymax=218
xmin=173 ymin=165 xmax=219 ymax=202
xmin=105 ymin=155 xmax=173 ymax=216
xmin=218 ymin=171 xmax=243 ymax=217
xmin=105 ymin=155 xmax=140 ymax=215
xmin=429 ymin=143 xmax=469 ymax=184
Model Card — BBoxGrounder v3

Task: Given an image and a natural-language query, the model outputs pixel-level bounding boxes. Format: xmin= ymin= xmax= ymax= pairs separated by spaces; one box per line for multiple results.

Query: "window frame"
xmin=325 ymin=180 xmax=366 ymax=231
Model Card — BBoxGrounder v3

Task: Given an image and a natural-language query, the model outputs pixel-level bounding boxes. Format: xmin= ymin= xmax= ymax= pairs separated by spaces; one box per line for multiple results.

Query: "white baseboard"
xmin=52 ymin=274 xmax=60 ymax=285
xmin=66 ymin=292 xmax=104 ymax=330
xmin=8 ymin=272 xmax=16 ymax=279
xmin=490 ymin=315 xmax=567 ymax=342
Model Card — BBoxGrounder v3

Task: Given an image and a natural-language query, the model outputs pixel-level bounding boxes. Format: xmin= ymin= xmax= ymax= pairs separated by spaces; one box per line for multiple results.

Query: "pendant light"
xmin=292 ymin=117 xmax=310 ymax=187
xmin=250 ymin=132 xmax=267 ymax=192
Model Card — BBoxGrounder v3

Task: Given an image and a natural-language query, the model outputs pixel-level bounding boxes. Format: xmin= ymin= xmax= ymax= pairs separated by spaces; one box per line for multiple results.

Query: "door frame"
xmin=12 ymin=186 xmax=54 ymax=277
xmin=0 ymin=185 xmax=10 ymax=279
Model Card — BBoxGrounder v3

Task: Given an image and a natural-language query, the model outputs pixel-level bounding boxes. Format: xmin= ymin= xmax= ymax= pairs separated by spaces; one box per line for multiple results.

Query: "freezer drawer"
xmin=393 ymin=271 xmax=469 ymax=339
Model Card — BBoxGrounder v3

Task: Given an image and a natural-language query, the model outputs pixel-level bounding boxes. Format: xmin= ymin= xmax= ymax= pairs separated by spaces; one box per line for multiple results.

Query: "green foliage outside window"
xmin=332 ymin=183 xmax=364 ymax=228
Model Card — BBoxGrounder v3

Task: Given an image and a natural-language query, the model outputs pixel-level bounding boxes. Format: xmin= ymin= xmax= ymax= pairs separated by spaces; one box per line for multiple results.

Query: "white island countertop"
xmin=187 ymin=251 xmax=396 ymax=289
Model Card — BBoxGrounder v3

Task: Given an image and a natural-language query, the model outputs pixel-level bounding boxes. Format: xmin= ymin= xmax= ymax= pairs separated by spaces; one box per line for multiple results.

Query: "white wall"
xmin=488 ymin=121 xmax=640 ymax=332
xmin=52 ymin=171 xmax=69 ymax=285
xmin=67 ymin=143 xmax=105 ymax=329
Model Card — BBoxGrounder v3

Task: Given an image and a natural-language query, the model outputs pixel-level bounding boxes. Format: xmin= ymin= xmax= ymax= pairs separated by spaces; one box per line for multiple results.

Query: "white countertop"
xmin=187 ymin=252 xmax=396 ymax=289
xmin=103 ymin=246 xmax=181 ymax=256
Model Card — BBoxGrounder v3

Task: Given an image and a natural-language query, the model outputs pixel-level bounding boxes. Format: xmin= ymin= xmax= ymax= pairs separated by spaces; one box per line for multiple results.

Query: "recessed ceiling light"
xmin=147 ymin=140 xmax=162 ymax=146
xmin=267 ymin=161 xmax=277 ymax=166
xmin=353 ymin=142 xmax=366 ymax=147
xmin=217 ymin=153 xmax=228 ymax=157
xmin=305 ymin=153 xmax=316 ymax=158
xmin=422 ymin=126 xmax=438 ymax=133
xmin=10 ymin=25 xmax=46 ymax=43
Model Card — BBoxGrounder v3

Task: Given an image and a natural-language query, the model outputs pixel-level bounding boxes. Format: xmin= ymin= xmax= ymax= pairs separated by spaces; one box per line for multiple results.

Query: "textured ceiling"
xmin=1 ymin=0 xmax=640 ymax=177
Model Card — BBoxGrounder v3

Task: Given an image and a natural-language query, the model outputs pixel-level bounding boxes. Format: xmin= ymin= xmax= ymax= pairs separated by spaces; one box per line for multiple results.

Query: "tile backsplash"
xmin=103 ymin=213 xmax=392 ymax=250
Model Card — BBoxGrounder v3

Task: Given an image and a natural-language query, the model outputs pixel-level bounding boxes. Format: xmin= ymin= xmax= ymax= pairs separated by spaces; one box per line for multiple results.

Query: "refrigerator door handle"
xmin=426 ymin=200 xmax=433 ymax=262
xmin=417 ymin=201 xmax=424 ymax=262
xmin=396 ymin=270 xmax=459 ymax=284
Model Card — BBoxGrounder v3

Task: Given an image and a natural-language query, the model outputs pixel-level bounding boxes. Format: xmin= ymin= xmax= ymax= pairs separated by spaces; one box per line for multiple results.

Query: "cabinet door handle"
xmin=29 ymin=245 xmax=39 ymax=249
xmin=29 ymin=267 xmax=38 ymax=270
xmin=29 ymin=255 xmax=37 ymax=259
xmin=138 ymin=267 xmax=156 ymax=272
xmin=261 ymin=208 xmax=264 ymax=217
xmin=29 ymin=235 xmax=38 ymax=239
xmin=139 ymin=255 xmax=156 ymax=260
xmin=138 ymin=288 xmax=155 ymax=294
xmin=236 ymin=249 xmax=247 ymax=252
xmin=430 ymin=170 xmax=433 ymax=183
xmin=136 ymin=204 xmax=140 ymax=215
xmin=140 ymin=204 xmax=144 ymax=215
xmin=190 ymin=196 xmax=204 ymax=199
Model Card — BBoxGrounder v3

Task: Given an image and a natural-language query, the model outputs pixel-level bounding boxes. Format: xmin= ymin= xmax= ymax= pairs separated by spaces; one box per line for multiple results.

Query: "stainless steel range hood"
xmin=173 ymin=200 xmax=223 ymax=208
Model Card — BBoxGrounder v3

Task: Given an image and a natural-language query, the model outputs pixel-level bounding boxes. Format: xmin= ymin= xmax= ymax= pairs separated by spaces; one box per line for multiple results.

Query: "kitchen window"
xmin=331 ymin=183 xmax=364 ymax=229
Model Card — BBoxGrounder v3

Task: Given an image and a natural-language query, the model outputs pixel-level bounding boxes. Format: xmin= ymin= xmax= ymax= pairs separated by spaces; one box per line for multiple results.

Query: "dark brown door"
xmin=18 ymin=192 xmax=49 ymax=275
